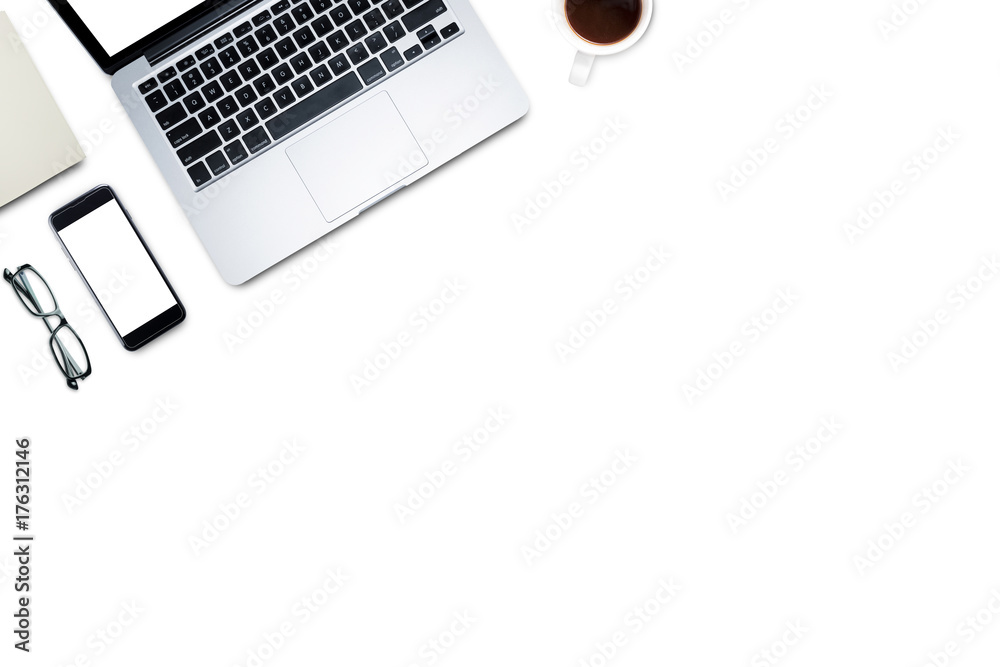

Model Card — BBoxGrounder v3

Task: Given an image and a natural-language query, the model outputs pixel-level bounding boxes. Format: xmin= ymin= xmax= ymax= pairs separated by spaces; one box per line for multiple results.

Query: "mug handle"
xmin=570 ymin=51 xmax=595 ymax=86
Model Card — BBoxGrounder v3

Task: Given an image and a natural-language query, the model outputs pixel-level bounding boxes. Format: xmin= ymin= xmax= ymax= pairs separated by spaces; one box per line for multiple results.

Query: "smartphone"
xmin=50 ymin=185 xmax=185 ymax=351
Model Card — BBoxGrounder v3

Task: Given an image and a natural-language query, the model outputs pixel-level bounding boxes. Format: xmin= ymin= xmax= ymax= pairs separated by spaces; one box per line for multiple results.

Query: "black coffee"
xmin=565 ymin=0 xmax=642 ymax=46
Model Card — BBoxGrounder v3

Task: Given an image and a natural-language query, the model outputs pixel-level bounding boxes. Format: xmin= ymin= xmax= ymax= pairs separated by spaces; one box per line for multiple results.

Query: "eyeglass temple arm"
xmin=12 ymin=273 xmax=47 ymax=313
xmin=53 ymin=334 xmax=84 ymax=377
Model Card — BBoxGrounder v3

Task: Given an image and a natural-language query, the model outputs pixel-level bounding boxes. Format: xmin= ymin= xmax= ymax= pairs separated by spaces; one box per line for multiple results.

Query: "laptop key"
xmin=363 ymin=8 xmax=385 ymax=29
xmin=253 ymin=10 xmax=272 ymax=26
xmin=291 ymin=4 xmax=314 ymax=24
xmin=380 ymin=46 xmax=404 ymax=71
xmin=328 ymin=30 xmax=348 ymax=52
xmin=345 ymin=19 xmax=367 ymax=40
xmin=331 ymin=4 xmax=351 ymax=25
xmin=239 ymin=60 xmax=262 ymax=80
xmin=311 ymin=15 xmax=334 ymax=37
xmin=183 ymin=92 xmax=206 ymax=113
xmin=256 ymin=25 xmax=278 ymax=45
xmin=203 ymin=80 xmax=225 ymax=102
xmin=237 ymin=36 xmax=260 ymax=57
xmin=291 ymin=76 xmax=314 ymax=97
xmin=221 ymin=71 xmax=242 ymax=91
xmin=383 ymin=21 xmax=404 ymax=42
xmin=164 ymin=80 xmax=186 ymax=100
xmin=199 ymin=106 xmax=222 ymax=128
xmin=402 ymin=0 xmax=424 ymax=7
xmin=196 ymin=44 xmax=216 ymax=60
xmin=214 ymin=33 xmax=235 ymax=48
xmin=291 ymin=53 xmax=313 ymax=74
xmin=145 ymin=90 xmax=168 ymax=112
xmin=177 ymin=130 xmax=222 ymax=166
xmin=348 ymin=43 xmax=368 ymax=64
xmin=308 ymin=41 xmax=331 ymax=62
xmin=274 ymin=87 xmax=296 ymax=108
xmin=255 ymin=97 xmax=279 ymax=119
xmin=276 ymin=37 xmax=296 ymax=58
xmin=271 ymin=0 xmax=292 ymax=14
xmin=419 ymin=27 xmax=440 ymax=49
xmin=329 ymin=53 xmax=350 ymax=75
xmin=440 ymin=22 xmax=459 ymax=39
xmin=348 ymin=0 xmax=371 ymax=15
xmin=383 ymin=0 xmax=403 ymax=17
xmin=187 ymin=162 xmax=211 ymax=187
xmin=219 ymin=120 xmax=240 ymax=141
xmin=275 ymin=13 xmax=296 ymax=35
xmin=166 ymin=118 xmax=202 ymax=148
xmin=238 ymin=109 xmax=260 ymax=131
xmin=156 ymin=103 xmax=187 ymax=130
xmin=206 ymin=151 xmax=230 ymax=176
xmin=178 ymin=55 xmax=197 ymax=71
xmin=273 ymin=63 xmax=294 ymax=85
xmin=310 ymin=64 xmax=333 ymax=86
xmin=225 ymin=140 xmax=249 ymax=164
xmin=182 ymin=69 xmax=205 ymax=90
xmin=310 ymin=0 xmax=333 ymax=11
xmin=201 ymin=57 xmax=222 ymax=78
xmin=364 ymin=32 xmax=387 ymax=53
xmin=139 ymin=78 xmax=157 ymax=94
xmin=233 ymin=22 xmax=254 ymax=37
xmin=218 ymin=96 xmax=240 ymax=117
xmin=401 ymin=0 xmax=445 ymax=32
xmin=266 ymin=72 xmax=362 ymax=140
xmin=157 ymin=67 xmax=177 ymax=83
xmin=403 ymin=44 xmax=422 ymax=60
xmin=254 ymin=74 xmax=277 ymax=95
xmin=357 ymin=59 xmax=385 ymax=85
xmin=219 ymin=46 xmax=241 ymax=68
xmin=235 ymin=85 xmax=258 ymax=107
xmin=257 ymin=47 xmax=280 ymax=70
xmin=294 ymin=26 xmax=316 ymax=48
xmin=244 ymin=127 xmax=271 ymax=154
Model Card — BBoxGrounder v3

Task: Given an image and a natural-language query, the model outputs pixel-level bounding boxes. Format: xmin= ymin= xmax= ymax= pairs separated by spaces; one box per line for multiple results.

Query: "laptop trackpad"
xmin=286 ymin=92 xmax=428 ymax=222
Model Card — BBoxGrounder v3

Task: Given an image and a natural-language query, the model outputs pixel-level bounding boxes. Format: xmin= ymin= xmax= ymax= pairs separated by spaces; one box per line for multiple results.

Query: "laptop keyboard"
xmin=137 ymin=0 xmax=463 ymax=189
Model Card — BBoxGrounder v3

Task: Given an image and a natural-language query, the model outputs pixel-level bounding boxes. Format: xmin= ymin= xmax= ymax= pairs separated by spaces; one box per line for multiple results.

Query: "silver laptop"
xmin=50 ymin=0 xmax=528 ymax=284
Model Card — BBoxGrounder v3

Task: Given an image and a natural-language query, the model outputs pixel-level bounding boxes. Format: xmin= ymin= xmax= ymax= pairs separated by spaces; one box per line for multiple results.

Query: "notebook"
xmin=0 ymin=11 xmax=83 ymax=208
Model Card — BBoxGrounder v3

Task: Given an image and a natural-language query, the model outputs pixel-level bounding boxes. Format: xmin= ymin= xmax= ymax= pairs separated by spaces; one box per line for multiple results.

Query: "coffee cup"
xmin=552 ymin=0 xmax=653 ymax=86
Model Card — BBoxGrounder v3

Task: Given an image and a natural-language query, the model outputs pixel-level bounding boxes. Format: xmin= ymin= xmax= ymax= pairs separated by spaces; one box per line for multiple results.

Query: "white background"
xmin=2 ymin=0 xmax=1000 ymax=666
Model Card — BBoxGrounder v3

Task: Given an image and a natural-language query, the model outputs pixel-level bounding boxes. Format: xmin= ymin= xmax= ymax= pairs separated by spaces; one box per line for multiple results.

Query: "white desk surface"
xmin=2 ymin=0 xmax=999 ymax=664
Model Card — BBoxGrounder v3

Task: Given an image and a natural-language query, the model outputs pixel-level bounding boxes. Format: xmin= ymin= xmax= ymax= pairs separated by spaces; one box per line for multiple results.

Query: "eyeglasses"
xmin=4 ymin=264 xmax=91 ymax=390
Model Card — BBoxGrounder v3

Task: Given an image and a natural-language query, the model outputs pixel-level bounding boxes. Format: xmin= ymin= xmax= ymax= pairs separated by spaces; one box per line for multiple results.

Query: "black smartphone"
xmin=50 ymin=185 xmax=185 ymax=351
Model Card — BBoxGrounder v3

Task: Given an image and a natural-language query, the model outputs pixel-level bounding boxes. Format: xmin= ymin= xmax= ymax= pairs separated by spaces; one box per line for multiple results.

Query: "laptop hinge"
xmin=145 ymin=0 xmax=258 ymax=66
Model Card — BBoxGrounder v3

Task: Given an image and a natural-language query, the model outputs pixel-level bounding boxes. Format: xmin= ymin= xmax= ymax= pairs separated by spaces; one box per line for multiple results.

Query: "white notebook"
xmin=0 ymin=11 xmax=83 ymax=208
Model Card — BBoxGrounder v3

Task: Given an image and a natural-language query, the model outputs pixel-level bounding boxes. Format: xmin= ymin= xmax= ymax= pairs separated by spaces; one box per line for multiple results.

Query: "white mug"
xmin=552 ymin=0 xmax=653 ymax=86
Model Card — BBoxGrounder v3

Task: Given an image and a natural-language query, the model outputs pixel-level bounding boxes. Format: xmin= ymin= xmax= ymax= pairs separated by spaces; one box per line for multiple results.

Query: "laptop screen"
xmin=68 ymin=0 xmax=203 ymax=57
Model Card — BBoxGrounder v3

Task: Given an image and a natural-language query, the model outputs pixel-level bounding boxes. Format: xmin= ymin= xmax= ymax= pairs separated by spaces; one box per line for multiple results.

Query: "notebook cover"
xmin=0 ymin=11 xmax=84 ymax=208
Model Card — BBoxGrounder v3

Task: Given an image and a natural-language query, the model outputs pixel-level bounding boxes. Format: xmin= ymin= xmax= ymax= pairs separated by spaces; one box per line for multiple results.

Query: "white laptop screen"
xmin=69 ymin=0 xmax=203 ymax=57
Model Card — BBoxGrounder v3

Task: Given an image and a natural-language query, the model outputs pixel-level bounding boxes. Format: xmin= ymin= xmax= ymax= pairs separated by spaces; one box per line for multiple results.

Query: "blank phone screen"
xmin=58 ymin=200 xmax=178 ymax=338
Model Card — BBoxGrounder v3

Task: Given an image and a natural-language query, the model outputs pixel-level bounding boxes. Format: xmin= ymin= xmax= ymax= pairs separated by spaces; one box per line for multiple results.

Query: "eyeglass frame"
xmin=3 ymin=264 xmax=92 ymax=390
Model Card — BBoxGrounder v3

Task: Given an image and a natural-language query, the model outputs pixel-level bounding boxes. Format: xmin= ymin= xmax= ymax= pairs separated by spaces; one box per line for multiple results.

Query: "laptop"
xmin=49 ymin=0 xmax=529 ymax=284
